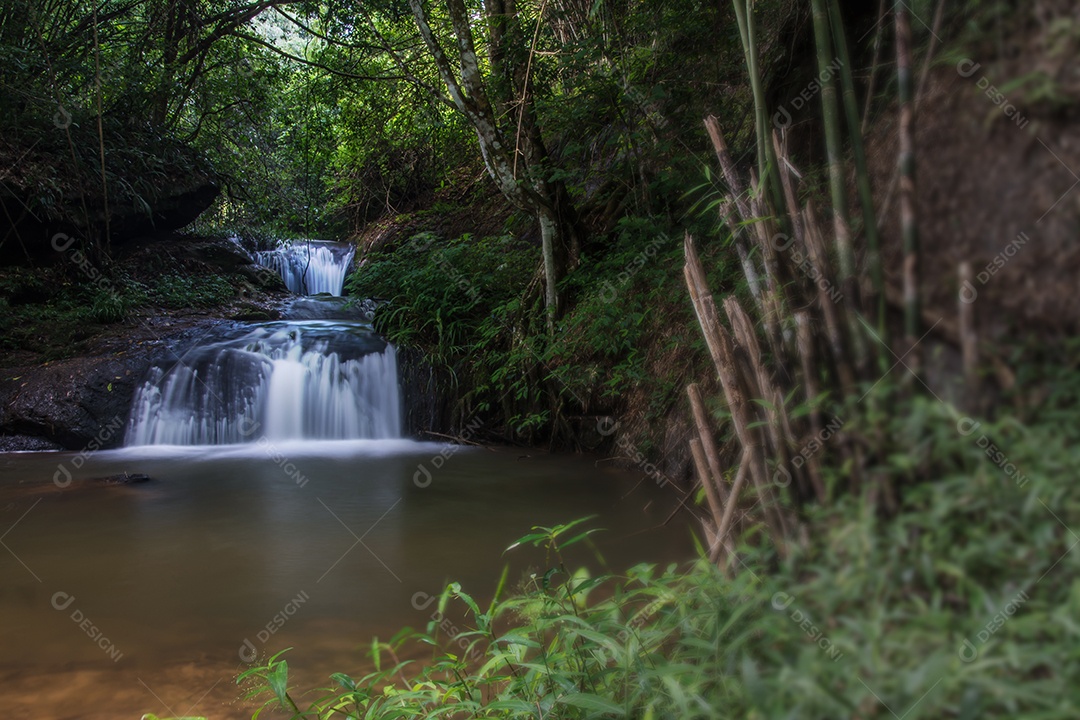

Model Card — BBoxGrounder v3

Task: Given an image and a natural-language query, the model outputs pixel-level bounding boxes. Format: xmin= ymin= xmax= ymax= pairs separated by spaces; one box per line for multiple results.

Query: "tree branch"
xmin=233 ymin=31 xmax=405 ymax=81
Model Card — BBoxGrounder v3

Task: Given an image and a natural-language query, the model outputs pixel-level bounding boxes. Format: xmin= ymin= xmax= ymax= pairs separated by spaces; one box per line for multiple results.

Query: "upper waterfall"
xmin=125 ymin=321 xmax=401 ymax=446
xmin=254 ymin=240 xmax=355 ymax=296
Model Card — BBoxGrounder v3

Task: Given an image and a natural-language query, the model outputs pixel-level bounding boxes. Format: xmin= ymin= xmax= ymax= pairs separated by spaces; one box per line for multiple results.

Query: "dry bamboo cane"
xmin=710 ymin=452 xmax=750 ymax=569
xmin=687 ymin=383 xmax=730 ymax=504
xmin=959 ymin=262 xmax=979 ymax=409
xmin=705 ymin=116 xmax=781 ymax=352
xmin=684 ymin=234 xmax=788 ymax=552
xmin=689 ymin=437 xmax=727 ymax=546
xmin=795 ymin=312 xmax=828 ymax=502
xmin=704 ymin=116 xmax=752 ymax=219
xmin=772 ymin=129 xmax=805 ymax=250
xmin=721 ymin=203 xmax=766 ymax=317
xmin=747 ymin=170 xmax=787 ymax=361
xmin=802 ymin=202 xmax=856 ymax=395
xmin=706 ymin=118 xmax=768 ymax=318
xmin=724 ymin=295 xmax=807 ymax=499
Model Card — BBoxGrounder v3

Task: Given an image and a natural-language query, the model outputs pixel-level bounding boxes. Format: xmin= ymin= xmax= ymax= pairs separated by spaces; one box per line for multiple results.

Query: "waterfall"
xmin=126 ymin=235 xmax=403 ymax=447
xmin=255 ymin=240 xmax=355 ymax=296
xmin=126 ymin=322 xmax=402 ymax=446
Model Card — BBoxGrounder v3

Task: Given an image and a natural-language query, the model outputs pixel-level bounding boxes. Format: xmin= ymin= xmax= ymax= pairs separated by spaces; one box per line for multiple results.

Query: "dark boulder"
xmin=0 ymin=320 xmax=215 ymax=450
xmin=0 ymin=350 xmax=161 ymax=450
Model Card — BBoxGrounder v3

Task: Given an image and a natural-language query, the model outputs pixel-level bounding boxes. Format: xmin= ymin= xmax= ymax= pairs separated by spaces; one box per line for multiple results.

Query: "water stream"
xmin=126 ymin=321 xmax=401 ymax=445
xmin=0 ymin=446 xmax=692 ymax=719
xmin=0 ymin=238 xmax=694 ymax=719
xmin=128 ymin=241 xmax=395 ymax=446
xmin=254 ymin=240 xmax=355 ymax=296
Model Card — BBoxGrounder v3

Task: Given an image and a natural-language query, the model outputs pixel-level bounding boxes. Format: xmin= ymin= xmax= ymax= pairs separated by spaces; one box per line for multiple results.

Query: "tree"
xmin=406 ymin=0 xmax=578 ymax=333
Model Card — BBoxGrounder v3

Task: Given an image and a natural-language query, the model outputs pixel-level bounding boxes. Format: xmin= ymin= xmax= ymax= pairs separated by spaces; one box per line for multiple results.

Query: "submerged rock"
xmin=90 ymin=473 xmax=153 ymax=485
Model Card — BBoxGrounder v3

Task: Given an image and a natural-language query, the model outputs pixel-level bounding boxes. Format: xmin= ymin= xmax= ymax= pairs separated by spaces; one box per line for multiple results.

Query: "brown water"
xmin=0 ymin=440 xmax=694 ymax=719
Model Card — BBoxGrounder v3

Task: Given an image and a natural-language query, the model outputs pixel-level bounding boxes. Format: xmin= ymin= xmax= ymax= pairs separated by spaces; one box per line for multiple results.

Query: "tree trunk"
xmin=538 ymin=204 xmax=560 ymax=334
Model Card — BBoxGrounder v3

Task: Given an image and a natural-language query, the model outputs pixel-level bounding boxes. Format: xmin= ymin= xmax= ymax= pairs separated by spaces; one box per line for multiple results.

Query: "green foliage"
xmin=143 ymin=273 xmax=235 ymax=309
xmin=240 ymin=396 xmax=1080 ymax=718
xmin=0 ymin=265 xmax=144 ymax=356
xmin=349 ymin=230 xmax=548 ymax=435
xmin=0 ymin=249 xmax=243 ymax=359
xmin=84 ymin=287 xmax=133 ymax=323
xmin=348 ymin=216 xmax=722 ymax=442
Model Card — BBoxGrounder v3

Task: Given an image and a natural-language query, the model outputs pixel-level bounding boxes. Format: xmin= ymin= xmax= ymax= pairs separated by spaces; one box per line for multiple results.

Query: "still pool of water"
xmin=0 ymin=441 xmax=694 ymax=719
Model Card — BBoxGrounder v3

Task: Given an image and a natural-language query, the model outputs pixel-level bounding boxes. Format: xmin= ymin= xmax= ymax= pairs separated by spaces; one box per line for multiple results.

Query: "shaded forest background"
xmin=1 ymin=0 xmax=1078 ymax=466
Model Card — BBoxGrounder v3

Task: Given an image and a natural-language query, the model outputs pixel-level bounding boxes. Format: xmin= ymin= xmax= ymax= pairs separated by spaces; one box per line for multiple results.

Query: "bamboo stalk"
xmin=687 ymin=383 xmax=729 ymax=505
xmin=709 ymin=452 xmax=750 ymax=568
xmin=685 ymin=234 xmax=788 ymax=552
xmin=802 ymin=202 xmax=856 ymax=394
xmin=812 ymin=0 xmax=869 ymax=372
xmin=730 ymin=0 xmax=784 ymax=215
xmin=875 ymin=2 xmax=946 ymax=234
xmin=724 ymin=295 xmax=804 ymax=498
xmin=809 ymin=0 xmax=854 ymax=287
xmin=827 ymin=0 xmax=882 ymax=331
xmin=689 ymin=437 xmax=726 ymax=538
xmin=795 ymin=312 xmax=828 ymax=502
xmin=747 ymin=170 xmax=788 ymax=362
xmin=896 ymin=1 xmax=920 ymax=360
xmin=772 ymin=130 xmax=805 ymax=250
xmin=704 ymin=116 xmax=751 ymax=218
xmin=861 ymin=0 xmax=887 ymax=135
xmin=706 ymin=119 xmax=768 ymax=316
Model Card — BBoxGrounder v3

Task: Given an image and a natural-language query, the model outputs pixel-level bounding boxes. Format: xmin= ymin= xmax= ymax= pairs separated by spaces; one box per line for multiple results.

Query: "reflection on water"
xmin=0 ymin=441 xmax=694 ymax=719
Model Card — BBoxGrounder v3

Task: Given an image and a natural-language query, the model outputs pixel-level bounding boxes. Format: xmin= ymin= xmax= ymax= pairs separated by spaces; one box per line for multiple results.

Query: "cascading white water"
xmin=126 ymin=322 xmax=401 ymax=445
xmin=255 ymin=240 xmax=355 ymax=296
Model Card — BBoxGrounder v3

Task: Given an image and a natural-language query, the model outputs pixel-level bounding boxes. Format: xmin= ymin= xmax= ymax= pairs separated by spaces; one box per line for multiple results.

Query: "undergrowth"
xmin=348 ymin=218 xmax=725 ymax=445
xmin=0 ymin=256 xmax=239 ymax=360
xmin=238 ymin=381 xmax=1080 ymax=719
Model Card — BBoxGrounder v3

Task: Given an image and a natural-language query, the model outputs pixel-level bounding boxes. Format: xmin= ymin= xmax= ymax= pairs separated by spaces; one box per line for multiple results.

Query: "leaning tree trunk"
xmin=409 ymin=0 xmax=572 ymax=333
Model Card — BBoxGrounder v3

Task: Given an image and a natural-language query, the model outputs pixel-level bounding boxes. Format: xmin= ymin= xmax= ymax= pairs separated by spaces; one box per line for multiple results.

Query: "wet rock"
xmin=0 ymin=322 xmax=215 ymax=451
xmin=229 ymin=304 xmax=282 ymax=322
xmin=0 ymin=435 xmax=64 ymax=452
xmin=0 ymin=353 xmax=155 ymax=450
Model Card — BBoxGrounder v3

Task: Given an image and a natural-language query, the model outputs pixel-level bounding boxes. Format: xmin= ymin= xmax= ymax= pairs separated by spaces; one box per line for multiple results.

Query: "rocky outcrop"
xmin=0 ymin=130 xmax=219 ymax=263
xmin=396 ymin=347 xmax=454 ymax=440
xmin=0 ymin=328 xmax=197 ymax=450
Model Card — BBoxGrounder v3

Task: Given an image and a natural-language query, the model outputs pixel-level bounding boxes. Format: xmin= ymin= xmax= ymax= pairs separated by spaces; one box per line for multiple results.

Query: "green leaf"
xmin=267 ymin=659 xmax=290 ymax=708
xmin=330 ymin=672 xmax=356 ymax=691
xmin=556 ymin=692 xmax=627 ymax=715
